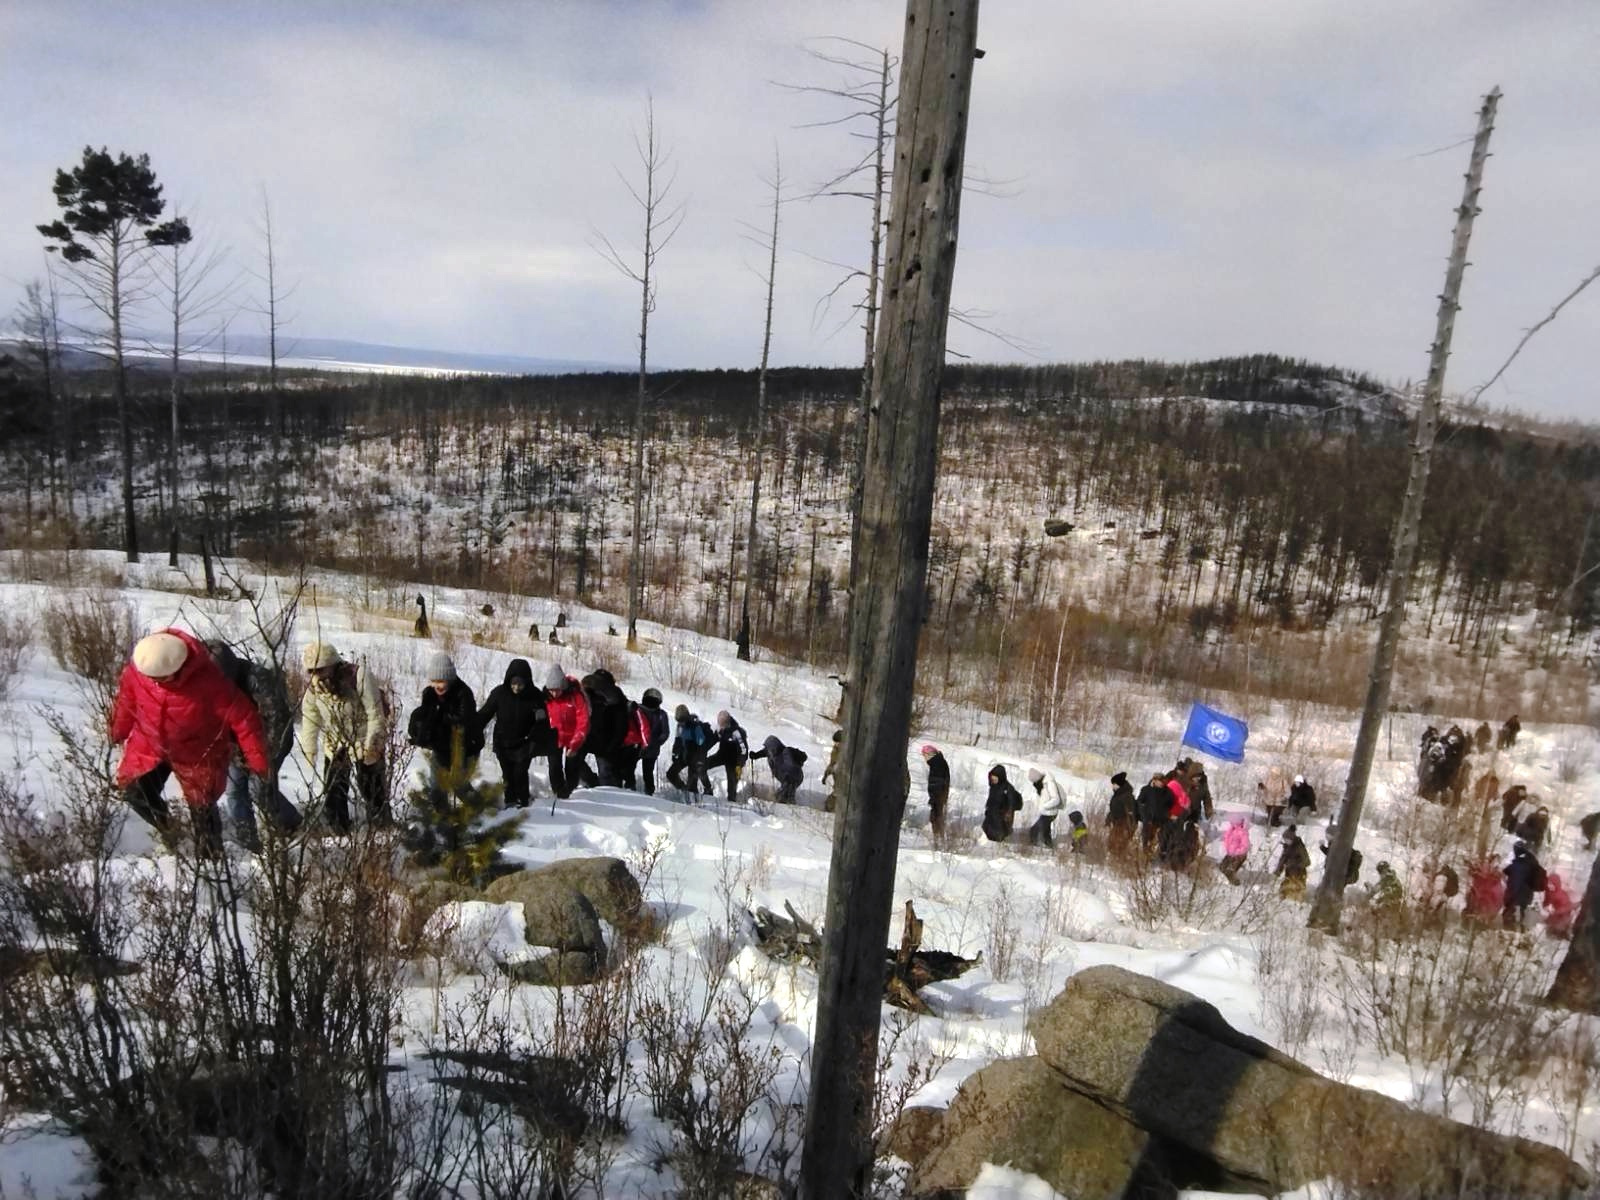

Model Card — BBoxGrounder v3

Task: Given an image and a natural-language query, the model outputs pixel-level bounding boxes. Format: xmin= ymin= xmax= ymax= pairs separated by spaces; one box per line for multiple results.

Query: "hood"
xmin=989 ymin=765 xmax=1007 ymax=785
xmin=762 ymin=735 xmax=784 ymax=758
xmin=504 ymin=658 xmax=533 ymax=687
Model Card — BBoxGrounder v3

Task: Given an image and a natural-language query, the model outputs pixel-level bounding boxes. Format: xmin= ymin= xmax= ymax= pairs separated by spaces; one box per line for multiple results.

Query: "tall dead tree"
xmin=593 ymin=98 xmax=685 ymax=650
xmin=783 ymin=40 xmax=897 ymax=608
xmin=148 ymin=212 xmax=231 ymax=566
xmin=736 ymin=152 xmax=784 ymax=662
xmin=1309 ymin=87 xmax=1501 ymax=934
xmin=799 ymin=3 xmax=980 ymax=1196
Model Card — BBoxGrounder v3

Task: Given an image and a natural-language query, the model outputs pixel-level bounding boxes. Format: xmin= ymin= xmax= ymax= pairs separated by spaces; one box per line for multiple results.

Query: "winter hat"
xmin=425 ymin=652 xmax=457 ymax=683
xmin=1294 ymin=774 xmax=1306 ymax=785
xmin=674 ymin=703 xmax=691 ymax=723
xmin=920 ymin=743 xmax=938 ymax=758
xmin=543 ymin=663 xmax=567 ymax=691
xmin=716 ymin=709 xmax=732 ymax=729
xmin=132 ymin=632 xmax=188 ymax=679
xmin=642 ymin=687 xmax=663 ymax=707
xmin=1111 ymin=772 xmax=1128 ymax=787
xmin=302 ymin=641 xmax=342 ymax=671
xmin=1027 ymin=767 xmax=1045 ymax=785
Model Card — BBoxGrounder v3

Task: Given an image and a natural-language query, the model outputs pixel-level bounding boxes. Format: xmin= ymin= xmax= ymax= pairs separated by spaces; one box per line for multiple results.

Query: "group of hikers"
xmin=101 ymin=624 xmax=1587 ymax=941
xmin=105 ymin=626 xmax=817 ymax=855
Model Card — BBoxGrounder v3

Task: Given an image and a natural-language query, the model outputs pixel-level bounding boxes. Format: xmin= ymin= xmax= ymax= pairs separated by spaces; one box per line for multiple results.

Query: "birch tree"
xmin=592 ymin=97 xmax=686 ymax=649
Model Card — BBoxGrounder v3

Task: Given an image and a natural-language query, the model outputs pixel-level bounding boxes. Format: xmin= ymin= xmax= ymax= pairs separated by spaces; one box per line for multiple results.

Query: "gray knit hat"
xmin=425 ymin=651 xmax=456 ymax=682
xmin=544 ymin=663 xmax=567 ymax=691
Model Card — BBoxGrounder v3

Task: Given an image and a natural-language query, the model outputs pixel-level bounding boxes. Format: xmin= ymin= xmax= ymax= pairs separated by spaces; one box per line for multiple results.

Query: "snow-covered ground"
xmin=1 ymin=553 xmax=1597 ymax=1198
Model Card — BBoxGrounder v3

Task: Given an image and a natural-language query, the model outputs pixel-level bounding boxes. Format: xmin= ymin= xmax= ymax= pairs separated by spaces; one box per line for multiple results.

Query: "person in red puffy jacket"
xmin=1464 ymin=856 xmax=1506 ymax=922
xmin=542 ymin=664 xmax=590 ymax=800
xmin=109 ymin=628 xmax=270 ymax=853
xmin=1544 ymin=873 xmax=1576 ymax=939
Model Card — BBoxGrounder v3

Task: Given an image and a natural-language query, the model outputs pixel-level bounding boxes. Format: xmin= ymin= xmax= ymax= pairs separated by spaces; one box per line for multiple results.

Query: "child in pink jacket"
xmin=1220 ymin=815 xmax=1251 ymax=884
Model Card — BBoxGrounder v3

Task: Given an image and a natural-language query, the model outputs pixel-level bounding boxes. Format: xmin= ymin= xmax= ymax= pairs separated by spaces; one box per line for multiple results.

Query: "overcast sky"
xmin=3 ymin=1 xmax=1597 ymax=418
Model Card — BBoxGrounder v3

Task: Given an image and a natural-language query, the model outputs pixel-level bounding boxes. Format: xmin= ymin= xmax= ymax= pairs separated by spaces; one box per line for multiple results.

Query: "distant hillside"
xmin=0 ymin=333 xmax=622 ymax=377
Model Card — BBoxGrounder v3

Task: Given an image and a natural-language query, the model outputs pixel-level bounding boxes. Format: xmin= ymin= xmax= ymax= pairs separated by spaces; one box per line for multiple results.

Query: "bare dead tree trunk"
xmin=1309 ymin=86 xmax=1500 ymax=934
xmin=594 ymin=99 xmax=685 ymax=651
xmin=738 ymin=152 xmax=783 ymax=661
xmin=847 ymin=49 xmax=893 ymax=613
xmin=800 ymin=4 xmax=979 ymax=1195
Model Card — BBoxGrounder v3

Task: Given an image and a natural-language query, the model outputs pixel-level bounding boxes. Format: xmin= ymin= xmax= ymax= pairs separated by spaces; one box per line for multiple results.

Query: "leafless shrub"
xmin=986 ymin=881 xmax=1021 ymax=983
xmin=39 ymin=588 xmax=139 ymax=721
xmin=649 ymin=626 xmax=710 ymax=694
xmin=0 ymin=615 xmax=28 ymax=703
xmin=1125 ymin=845 xmax=1275 ymax=933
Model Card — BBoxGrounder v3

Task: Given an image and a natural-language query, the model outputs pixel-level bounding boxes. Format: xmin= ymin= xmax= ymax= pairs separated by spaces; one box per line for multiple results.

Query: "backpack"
xmin=691 ymin=720 xmax=715 ymax=749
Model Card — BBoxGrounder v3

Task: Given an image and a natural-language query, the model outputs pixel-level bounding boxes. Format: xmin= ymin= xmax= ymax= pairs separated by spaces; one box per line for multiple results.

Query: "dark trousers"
xmin=497 ymin=746 xmax=535 ymax=807
xmin=1028 ymin=815 xmax=1056 ymax=848
xmin=640 ymin=749 xmax=661 ymax=795
xmin=126 ymin=765 xmax=223 ymax=857
xmin=666 ymin=752 xmax=712 ymax=795
xmin=928 ymin=785 xmax=949 ymax=839
xmin=547 ymin=749 xmax=572 ymax=800
xmin=324 ymin=753 xmax=387 ymax=830
xmin=564 ymin=752 xmax=598 ymax=792
xmin=617 ymin=746 xmax=644 ymax=790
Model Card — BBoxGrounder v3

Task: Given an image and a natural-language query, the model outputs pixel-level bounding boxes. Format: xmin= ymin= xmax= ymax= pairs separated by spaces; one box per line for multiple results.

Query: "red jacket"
xmin=1544 ymin=875 xmax=1576 ymax=937
xmin=1165 ymin=777 xmax=1191 ymax=821
xmin=545 ymin=679 xmax=591 ymax=753
xmin=109 ymin=628 xmax=270 ymax=806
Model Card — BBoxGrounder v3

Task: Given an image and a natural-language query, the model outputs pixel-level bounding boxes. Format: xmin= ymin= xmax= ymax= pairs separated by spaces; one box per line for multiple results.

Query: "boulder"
xmin=483 ymin=871 xmax=604 ymax=956
xmin=904 ymin=1057 xmax=1175 ymax=1200
xmin=878 ymin=1106 xmax=946 ymax=1168
xmin=1030 ymin=965 xmax=1588 ymax=1199
xmin=400 ymin=879 xmax=480 ymax=946
xmin=495 ymin=857 xmax=643 ymax=930
xmin=501 ymin=950 xmax=604 ymax=987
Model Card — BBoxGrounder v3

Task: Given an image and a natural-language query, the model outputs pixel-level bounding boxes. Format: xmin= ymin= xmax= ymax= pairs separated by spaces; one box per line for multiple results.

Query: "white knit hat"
xmin=132 ymin=632 xmax=188 ymax=679
xmin=1027 ymin=767 xmax=1045 ymax=785
xmin=302 ymin=642 xmax=341 ymax=671
xmin=543 ymin=663 xmax=567 ymax=691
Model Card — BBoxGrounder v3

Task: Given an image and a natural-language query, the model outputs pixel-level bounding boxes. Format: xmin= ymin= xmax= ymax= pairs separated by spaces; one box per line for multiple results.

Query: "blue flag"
xmin=1181 ymin=702 xmax=1249 ymax=763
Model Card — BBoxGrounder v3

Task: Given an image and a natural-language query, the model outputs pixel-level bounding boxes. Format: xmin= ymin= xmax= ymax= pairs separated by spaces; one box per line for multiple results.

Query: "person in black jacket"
xmin=475 ymin=658 xmax=552 ymax=808
xmin=1503 ymin=840 xmax=1546 ymax=930
xmin=637 ymin=688 xmax=671 ymax=794
xmin=1106 ymin=771 xmax=1137 ymax=855
xmin=207 ymin=638 xmax=302 ymax=847
xmin=921 ymin=744 xmax=951 ymax=840
xmin=1287 ymin=775 xmax=1317 ymax=818
xmin=1135 ymin=774 xmax=1170 ymax=851
xmin=408 ymin=652 xmax=482 ymax=808
xmin=704 ymin=710 xmax=750 ymax=801
xmin=982 ymin=765 xmax=1023 ymax=843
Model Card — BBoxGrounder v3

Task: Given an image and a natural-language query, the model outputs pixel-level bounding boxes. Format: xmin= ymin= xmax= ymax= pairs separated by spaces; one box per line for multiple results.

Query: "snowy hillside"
xmin=1 ymin=554 xmax=1598 ymax=1198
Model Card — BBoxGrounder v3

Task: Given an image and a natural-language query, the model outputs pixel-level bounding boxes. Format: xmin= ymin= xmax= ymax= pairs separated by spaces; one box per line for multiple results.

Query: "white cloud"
xmin=2 ymin=0 xmax=1596 ymax=416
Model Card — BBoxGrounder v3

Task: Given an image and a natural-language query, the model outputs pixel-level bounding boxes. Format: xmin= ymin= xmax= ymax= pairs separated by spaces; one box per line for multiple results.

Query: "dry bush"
xmin=39 ymin=588 xmax=140 ymax=720
xmin=649 ymin=626 xmax=711 ymax=694
xmin=985 ymin=881 xmax=1022 ymax=983
xmin=1125 ymin=845 xmax=1276 ymax=933
xmin=1330 ymin=910 xmax=1564 ymax=1125
xmin=0 ymin=614 xmax=28 ymax=702
xmin=1252 ymin=916 xmax=1329 ymax=1059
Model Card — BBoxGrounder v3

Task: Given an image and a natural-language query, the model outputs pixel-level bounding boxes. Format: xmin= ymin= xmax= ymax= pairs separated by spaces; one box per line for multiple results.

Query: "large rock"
xmin=495 ymin=857 xmax=644 ymax=931
xmin=501 ymin=950 xmax=603 ymax=987
xmin=904 ymin=1057 xmax=1175 ymax=1200
xmin=1030 ymin=965 xmax=1588 ymax=1199
xmin=484 ymin=871 xmax=604 ymax=956
xmin=400 ymin=879 xmax=480 ymax=946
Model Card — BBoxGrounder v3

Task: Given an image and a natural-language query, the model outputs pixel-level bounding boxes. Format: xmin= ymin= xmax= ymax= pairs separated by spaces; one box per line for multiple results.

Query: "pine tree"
xmin=401 ymin=731 xmax=520 ymax=888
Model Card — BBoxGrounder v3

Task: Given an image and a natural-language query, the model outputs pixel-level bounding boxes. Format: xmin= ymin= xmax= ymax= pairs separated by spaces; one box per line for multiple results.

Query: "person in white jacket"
xmin=297 ymin=642 xmax=389 ymax=830
xmin=1026 ymin=766 xmax=1065 ymax=848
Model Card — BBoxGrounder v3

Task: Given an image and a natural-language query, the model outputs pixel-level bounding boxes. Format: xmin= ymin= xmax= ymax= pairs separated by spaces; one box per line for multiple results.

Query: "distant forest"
xmin=1 ymin=351 xmax=1596 ymax=717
